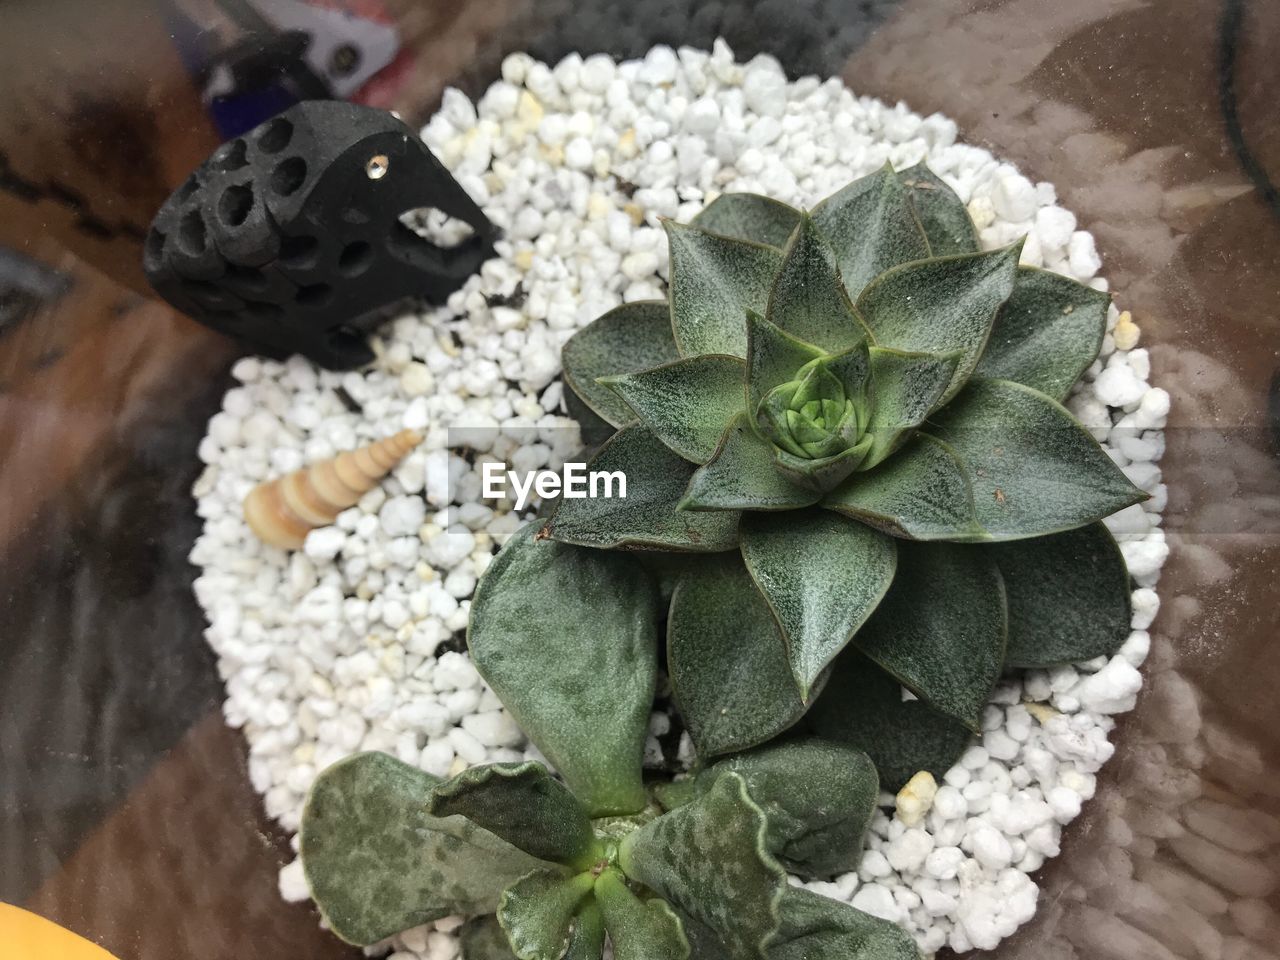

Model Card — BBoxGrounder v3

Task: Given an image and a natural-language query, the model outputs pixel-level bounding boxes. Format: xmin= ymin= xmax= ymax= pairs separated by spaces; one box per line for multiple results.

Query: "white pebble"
xmin=381 ymin=496 xmax=426 ymax=538
xmin=971 ymin=826 xmax=1013 ymax=870
xmin=991 ymin=173 xmax=1037 ymax=222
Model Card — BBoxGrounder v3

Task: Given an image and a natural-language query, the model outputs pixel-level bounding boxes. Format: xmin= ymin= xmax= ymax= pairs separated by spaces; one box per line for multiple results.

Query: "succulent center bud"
xmin=758 ymin=357 xmax=865 ymax=460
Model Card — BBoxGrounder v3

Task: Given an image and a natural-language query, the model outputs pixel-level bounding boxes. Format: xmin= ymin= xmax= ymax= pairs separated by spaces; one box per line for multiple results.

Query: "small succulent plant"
xmin=300 ymin=739 xmax=914 ymax=958
xmin=298 ymin=164 xmax=1146 ymax=958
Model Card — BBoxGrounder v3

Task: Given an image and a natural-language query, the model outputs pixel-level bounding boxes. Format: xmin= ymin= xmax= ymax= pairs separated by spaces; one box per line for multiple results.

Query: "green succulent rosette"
xmin=298 ymin=163 xmax=1145 ymax=960
xmin=537 ymin=162 xmax=1143 ymax=757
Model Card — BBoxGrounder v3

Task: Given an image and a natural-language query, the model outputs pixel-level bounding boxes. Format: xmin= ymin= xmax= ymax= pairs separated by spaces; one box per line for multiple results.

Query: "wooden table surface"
xmin=2 ymin=1 xmax=1278 ymax=958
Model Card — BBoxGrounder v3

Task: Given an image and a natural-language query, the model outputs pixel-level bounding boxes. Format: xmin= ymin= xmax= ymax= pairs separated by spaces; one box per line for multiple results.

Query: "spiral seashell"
xmin=243 ymin=429 xmax=422 ymax=550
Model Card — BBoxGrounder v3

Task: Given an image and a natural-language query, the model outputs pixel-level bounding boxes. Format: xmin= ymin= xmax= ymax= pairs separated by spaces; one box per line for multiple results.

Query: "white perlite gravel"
xmin=189 ymin=42 xmax=1172 ymax=959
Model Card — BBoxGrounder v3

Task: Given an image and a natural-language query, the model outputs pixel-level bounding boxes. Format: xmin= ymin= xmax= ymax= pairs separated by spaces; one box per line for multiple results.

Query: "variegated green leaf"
xmin=426 ymin=762 xmax=598 ymax=868
xmin=678 ymin=738 xmax=880 ymax=881
xmin=898 ymin=162 xmax=979 ymax=257
xmin=299 ymin=753 xmax=552 ymax=946
xmin=667 ymin=556 xmax=808 ymax=757
xmin=498 ymin=870 xmax=597 ymax=960
xmin=460 ymin=915 xmax=519 ymax=960
xmin=766 ymin=213 xmax=869 ymax=352
xmin=930 ymin=378 xmax=1148 ymax=540
xmin=545 ymin=425 xmax=741 ymax=551
xmin=601 ymin=354 xmax=747 ymax=464
xmin=853 ymin=541 xmax=1007 ymax=730
xmin=594 ymin=870 xmax=691 ymax=960
xmin=807 ymin=651 xmax=973 ymax=791
xmin=665 ymin=221 xmax=783 ymax=358
xmin=859 ymin=347 xmax=960 ymax=468
xmin=693 ymin=193 xmax=802 ymax=249
xmin=562 ymin=301 xmax=681 ymax=426
xmin=823 ymin=433 xmax=982 ymax=540
xmin=811 ymin=163 xmax=931 ymax=299
xmin=975 ymin=266 xmax=1111 ymax=401
xmin=665 ymin=907 xmax=731 ymax=960
xmin=770 ymin=887 xmax=922 ymax=960
xmin=619 ymin=773 xmax=788 ymax=959
xmin=740 ymin=509 xmax=897 ymax=699
xmin=680 ymin=415 xmax=820 ymax=512
xmin=468 ymin=525 xmax=659 ymax=815
xmin=990 ymin=522 xmax=1132 ymax=667
xmin=746 ymin=310 xmax=825 ymax=415
xmin=855 ymin=243 xmax=1021 ymax=406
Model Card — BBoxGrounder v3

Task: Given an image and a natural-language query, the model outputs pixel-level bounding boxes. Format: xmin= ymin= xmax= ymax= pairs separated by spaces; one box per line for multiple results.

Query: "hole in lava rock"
xmin=218 ymin=184 xmax=254 ymax=227
xmin=256 ymin=117 xmax=293 ymax=154
xmin=338 ymin=241 xmax=373 ymax=277
xmin=271 ymin=157 xmax=307 ymax=197
xmin=177 ymin=210 xmax=207 ymax=255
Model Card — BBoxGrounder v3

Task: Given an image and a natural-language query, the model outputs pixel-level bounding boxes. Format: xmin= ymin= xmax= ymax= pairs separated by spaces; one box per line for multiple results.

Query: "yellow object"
xmin=0 ymin=904 xmax=120 ymax=960
xmin=1112 ymin=310 xmax=1141 ymax=351
xmin=895 ymin=770 xmax=939 ymax=827
xmin=243 ymin=429 xmax=423 ymax=550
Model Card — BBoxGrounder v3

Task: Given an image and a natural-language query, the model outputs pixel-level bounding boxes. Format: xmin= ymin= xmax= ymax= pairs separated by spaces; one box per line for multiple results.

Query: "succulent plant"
xmin=297 ymin=164 xmax=1145 ymax=958
xmin=300 ymin=735 xmax=911 ymax=958
xmin=494 ymin=161 xmax=1143 ymax=775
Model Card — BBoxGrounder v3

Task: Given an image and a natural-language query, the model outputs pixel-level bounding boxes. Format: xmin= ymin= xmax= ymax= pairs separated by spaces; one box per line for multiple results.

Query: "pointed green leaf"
xmin=666 ymin=221 xmax=785 ymax=358
xmin=681 ymin=415 xmax=820 ymax=512
xmin=668 ymin=555 xmax=809 ymax=757
xmin=746 ymin=310 xmax=825 ymax=414
xmin=807 ymin=651 xmax=973 ymax=791
xmin=810 ymin=164 xmax=931 ymax=299
xmin=498 ymin=870 xmax=597 ymax=960
xmin=698 ymin=738 xmax=880 ymax=880
xmin=975 ymin=266 xmax=1111 ymax=401
xmin=693 ymin=193 xmax=802 ymax=249
xmin=856 ymin=244 xmax=1021 ymax=406
xmin=595 ymin=870 xmax=691 ymax=960
xmin=766 ymin=214 xmax=869 ymax=352
xmin=460 ymin=915 xmax=520 ymax=960
xmin=426 ymin=762 xmax=597 ymax=868
xmin=860 ymin=347 xmax=961 ymax=468
xmin=562 ymin=301 xmax=681 ymax=426
xmin=772 ymin=435 xmax=871 ymax=493
xmin=299 ymin=753 xmax=551 ymax=946
xmin=989 ymin=522 xmax=1132 ymax=667
xmin=930 ymin=377 xmax=1149 ymax=539
xmin=545 ymin=425 xmax=742 ymax=551
xmin=770 ymin=887 xmax=921 ymax=960
xmin=602 ymin=354 xmax=747 ymax=464
xmin=899 ymin=162 xmax=979 ymax=257
xmin=823 ymin=433 xmax=982 ymax=540
xmin=619 ymin=773 xmax=788 ymax=959
xmin=740 ymin=509 xmax=897 ymax=699
xmin=853 ymin=542 xmax=1006 ymax=730
xmin=468 ymin=525 xmax=659 ymax=815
